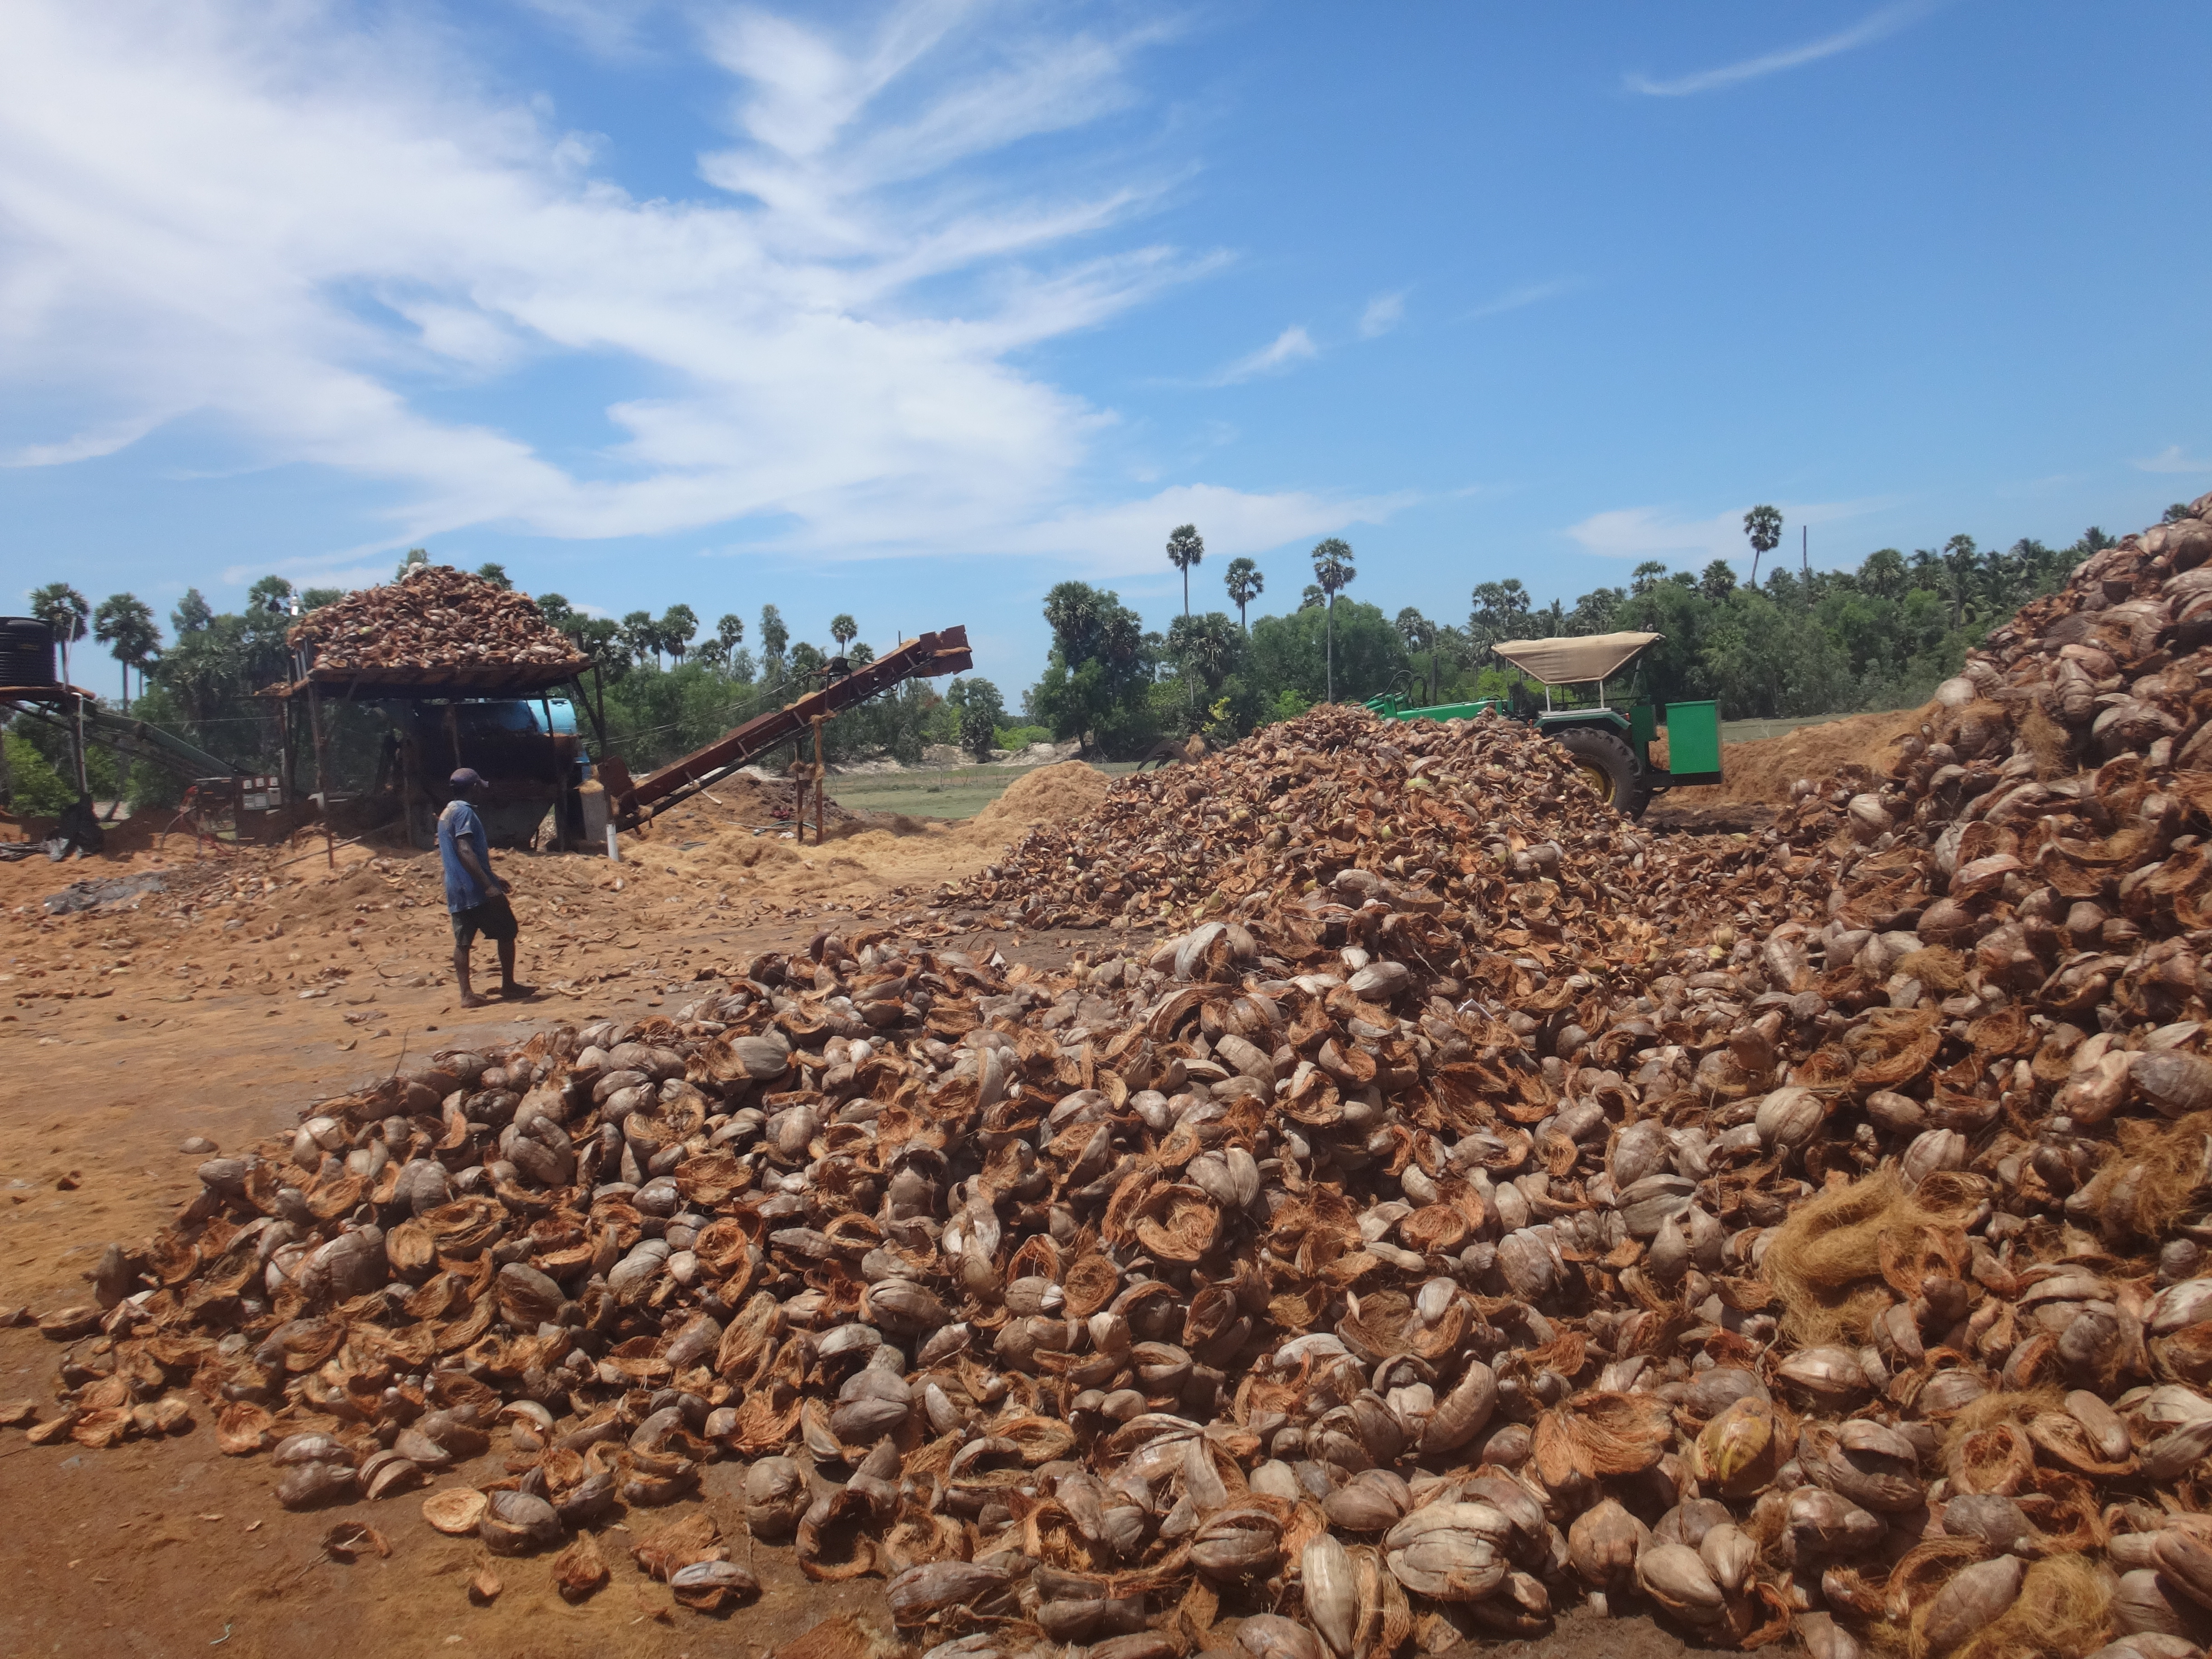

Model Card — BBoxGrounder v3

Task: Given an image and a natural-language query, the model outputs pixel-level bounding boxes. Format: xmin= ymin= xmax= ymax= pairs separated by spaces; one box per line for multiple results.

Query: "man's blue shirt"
xmin=437 ymin=800 xmax=492 ymax=911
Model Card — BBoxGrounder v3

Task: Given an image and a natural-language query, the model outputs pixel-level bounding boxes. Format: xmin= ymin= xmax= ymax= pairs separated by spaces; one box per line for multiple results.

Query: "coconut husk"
xmin=1945 ymin=1555 xmax=2114 ymax=1659
xmin=2080 ymin=1110 xmax=2212 ymax=1243
xmin=1760 ymin=1173 xmax=1967 ymax=1345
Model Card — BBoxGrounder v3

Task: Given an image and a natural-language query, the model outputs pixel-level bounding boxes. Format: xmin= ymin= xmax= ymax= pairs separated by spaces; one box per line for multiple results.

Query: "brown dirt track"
xmin=0 ymin=747 xmax=1753 ymax=1659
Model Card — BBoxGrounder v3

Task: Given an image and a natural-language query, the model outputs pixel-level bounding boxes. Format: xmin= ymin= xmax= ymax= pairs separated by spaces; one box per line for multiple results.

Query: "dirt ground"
xmin=0 ymin=753 xmax=1719 ymax=1659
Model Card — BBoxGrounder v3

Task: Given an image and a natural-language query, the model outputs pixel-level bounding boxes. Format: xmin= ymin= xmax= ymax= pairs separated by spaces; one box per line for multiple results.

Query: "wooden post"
xmin=308 ymin=680 xmax=336 ymax=869
xmin=544 ymin=694 xmax=565 ymax=853
xmin=70 ymin=688 xmax=89 ymax=801
xmin=279 ymin=695 xmax=296 ymax=806
xmin=811 ymin=714 xmax=826 ymax=847
xmin=399 ymin=730 xmax=418 ymax=850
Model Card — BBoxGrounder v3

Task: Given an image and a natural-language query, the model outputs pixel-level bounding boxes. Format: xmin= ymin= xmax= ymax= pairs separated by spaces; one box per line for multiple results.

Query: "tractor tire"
xmin=1551 ymin=725 xmax=1650 ymax=819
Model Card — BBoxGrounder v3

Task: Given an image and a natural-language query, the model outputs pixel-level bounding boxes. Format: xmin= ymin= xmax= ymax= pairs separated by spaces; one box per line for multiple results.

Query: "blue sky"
xmin=7 ymin=0 xmax=2212 ymax=702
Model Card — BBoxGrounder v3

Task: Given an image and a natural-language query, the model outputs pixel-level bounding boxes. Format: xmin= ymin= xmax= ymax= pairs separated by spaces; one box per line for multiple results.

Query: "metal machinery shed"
xmin=261 ymin=650 xmax=603 ymax=852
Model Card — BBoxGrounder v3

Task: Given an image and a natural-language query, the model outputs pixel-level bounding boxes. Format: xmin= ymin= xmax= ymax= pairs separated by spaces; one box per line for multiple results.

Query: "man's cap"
xmin=450 ymin=768 xmax=487 ymax=791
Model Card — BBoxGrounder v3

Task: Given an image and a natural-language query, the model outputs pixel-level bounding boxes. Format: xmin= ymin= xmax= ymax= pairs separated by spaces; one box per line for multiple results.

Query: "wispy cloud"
xmin=513 ymin=0 xmax=660 ymax=61
xmin=1357 ymin=291 xmax=1404 ymax=339
xmin=1626 ymin=0 xmax=1940 ymax=98
xmin=994 ymin=482 xmax=1411 ymax=575
xmin=0 ymin=2 xmax=1347 ymax=569
xmin=1210 ymin=324 xmax=1317 ymax=385
xmin=3 ymin=411 xmax=177 ymax=468
xmin=1463 ymin=278 xmax=1581 ymax=322
xmin=2134 ymin=445 xmax=2212 ymax=476
xmin=1565 ymin=500 xmax=1878 ymax=564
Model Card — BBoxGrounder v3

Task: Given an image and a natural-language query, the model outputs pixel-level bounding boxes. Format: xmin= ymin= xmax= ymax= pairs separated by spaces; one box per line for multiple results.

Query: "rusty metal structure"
xmin=598 ymin=626 xmax=973 ymax=830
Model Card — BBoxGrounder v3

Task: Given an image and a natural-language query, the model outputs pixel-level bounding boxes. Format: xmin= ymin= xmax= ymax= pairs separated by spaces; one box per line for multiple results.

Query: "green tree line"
xmin=2 ymin=504 xmax=2148 ymax=811
xmin=1018 ymin=511 xmax=2124 ymax=756
xmin=5 ymin=558 xmax=1036 ymax=815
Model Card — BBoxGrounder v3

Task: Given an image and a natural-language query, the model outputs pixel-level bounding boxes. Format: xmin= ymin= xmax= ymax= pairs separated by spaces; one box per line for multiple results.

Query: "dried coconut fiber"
xmin=2081 ymin=1109 xmax=2212 ymax=1244
xmin=966 ymin=761 xmax=1112 ymax=835
xmin=1759 ymin=1172 xmax=1978 ymax=1346
xmin=1902 ymin=1554 xmax=2113 ymax=1659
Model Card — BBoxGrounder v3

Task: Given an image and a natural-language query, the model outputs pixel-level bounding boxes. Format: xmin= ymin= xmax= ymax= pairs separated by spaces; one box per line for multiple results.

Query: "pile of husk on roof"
xmin=19 ymin=499 xmax=2212 ymax=1659
xmin=284 ymin=564 xmax=586 ymax=675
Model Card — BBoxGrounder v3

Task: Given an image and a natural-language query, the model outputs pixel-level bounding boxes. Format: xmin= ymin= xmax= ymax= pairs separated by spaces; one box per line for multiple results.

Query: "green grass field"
xmin=828 ymin=760 xmax=1138 ymax=821
xmin=1717 ymin=711 xmax=1893 ymax=744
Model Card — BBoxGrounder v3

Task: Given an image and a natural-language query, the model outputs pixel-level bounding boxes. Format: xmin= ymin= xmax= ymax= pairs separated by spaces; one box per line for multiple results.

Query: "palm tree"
xmin=30 ymin=582 xmax=89 ymax=688
xmin=1166 ymin=524 xmax=1204 ymax=618
xmin=1630 ymin=560 xmax=1668 ymax=596
xmin=759 ymin=605 xmax=789 ymax=692
xmin=660 ymin=604 xmax=698 ymax=666
xmin=1940 ymin=534 xmax=1979 ymax=629
xmin=1310 ymin=538 xmax=1355 ymax=702
xmin=1044 ymin=584 xmax=1104 ymax=658
xmin=93 ymin=594 xmax=159 ymax=818
xmin=830 ymin=614 xmax=858 ymax=659
xmin=621 ymin=610 xmax=660 ymax=669
xmin=717 ymin=613 xmax=745 ymax=654
xmin=1698 ymin=561 xmax=1737 ymax=602
xmin=1860 ymin=548 xmax=1907 ymax=600
xmin=1743 ymin=505 xmax=1782 ymax=588
xmin=93 ymin=594 xmax=159 ymax=712
xmin=1223 ymin=558 xmax=1263 ymax=632
xmin=1469 ymin=579 xmax=1532 ymax=649
xmin=29 ymin=582 xmax=91 ymax=796
xmin=1394 ymin=607 xmax=1437 ymax=704
xmin=1167 ymin=612 xmax=1240 ymax=707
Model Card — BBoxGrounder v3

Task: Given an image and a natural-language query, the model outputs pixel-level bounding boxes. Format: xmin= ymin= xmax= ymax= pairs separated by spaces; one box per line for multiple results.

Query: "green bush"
xmin=995 ymin=724 xmax=1053 ymax=751
xmin=4 ymin=731 xmax=77 ymax=815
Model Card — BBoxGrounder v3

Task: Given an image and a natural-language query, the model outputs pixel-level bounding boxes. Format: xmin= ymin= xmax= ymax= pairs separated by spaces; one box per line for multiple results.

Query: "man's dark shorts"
xmin=451 ymin=894 xmax=519 ymax=949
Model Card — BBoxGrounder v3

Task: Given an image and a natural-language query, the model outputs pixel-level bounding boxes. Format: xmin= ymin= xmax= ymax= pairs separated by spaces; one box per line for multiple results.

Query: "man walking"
xmin=438 ymin=768 xmax=533 ymax=1008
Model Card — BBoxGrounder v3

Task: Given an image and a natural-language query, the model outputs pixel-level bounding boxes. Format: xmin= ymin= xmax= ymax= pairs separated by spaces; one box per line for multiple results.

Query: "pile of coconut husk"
xmin=286 ymin=564 xmax=586 ymax=675
xmin=18 ymin=501 xmax=2212 ymax=1659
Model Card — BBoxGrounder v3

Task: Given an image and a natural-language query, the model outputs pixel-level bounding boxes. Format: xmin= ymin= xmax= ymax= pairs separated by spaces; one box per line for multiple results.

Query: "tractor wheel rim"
xmin=1575 ymin=760 xmax=1613 ymax=803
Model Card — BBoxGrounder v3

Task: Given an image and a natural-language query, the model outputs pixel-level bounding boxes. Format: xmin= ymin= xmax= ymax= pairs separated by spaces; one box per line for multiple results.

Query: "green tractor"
xmin=1363 ymin=630 xmax=1721 ymax=819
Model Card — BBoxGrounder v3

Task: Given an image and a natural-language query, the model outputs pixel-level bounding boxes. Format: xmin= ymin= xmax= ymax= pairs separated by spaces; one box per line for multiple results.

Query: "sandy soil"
xmin=0 ymin=755 xmax=1705 ymax=1659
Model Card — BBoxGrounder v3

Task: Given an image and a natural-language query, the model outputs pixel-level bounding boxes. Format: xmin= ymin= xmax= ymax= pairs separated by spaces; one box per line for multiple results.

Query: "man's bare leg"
xmin=455 ymin=941 xmax=491 ymax=1008
xmin=497 ymin=937 xmax=535 ymax=999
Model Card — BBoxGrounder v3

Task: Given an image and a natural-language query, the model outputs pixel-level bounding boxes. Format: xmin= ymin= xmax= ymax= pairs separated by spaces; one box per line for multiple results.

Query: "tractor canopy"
xmin=1489 ymin=631 xmax=1660 ymax=688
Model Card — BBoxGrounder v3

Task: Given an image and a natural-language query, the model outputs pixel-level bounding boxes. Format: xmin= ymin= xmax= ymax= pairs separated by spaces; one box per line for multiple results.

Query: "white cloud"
xmin=1465 ymin=278 xmax=1581 ymax=321
xmin=998 ymin=482 xmax=1412 ymax=575
xmin=1626 ymin=0 xmax=1941 ymax=98
xmin=3 ymin=411 xmax=177 ymax=468
xmin=1210 ymin=324 xmax=1317 ymax=385
xmin=2134 ymin=445 xmax=2212 ymax=475
xmin=216 ymin=559 xmax=394 ymax=592
xmin=1565 ymin=500 xmax=1875 ymax=565
xmin=512 ymin=0 xmax=659 ymax=61
xmin=0 ymin=1 xmax=1339 ymax=567
xmin=1357 ymin=291 xmax=1403 ymax=338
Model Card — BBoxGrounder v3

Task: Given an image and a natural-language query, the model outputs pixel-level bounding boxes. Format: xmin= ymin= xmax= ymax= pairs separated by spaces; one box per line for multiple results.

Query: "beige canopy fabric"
xmin=1490 ymin=631 xmax=1661 ymax=686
